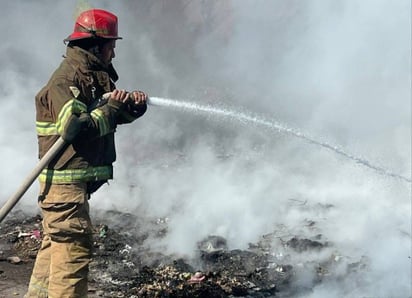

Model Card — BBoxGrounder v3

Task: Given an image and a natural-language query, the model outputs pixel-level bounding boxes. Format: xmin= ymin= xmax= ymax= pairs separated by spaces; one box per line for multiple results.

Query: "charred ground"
xmin=0 ymin=208 xmax=369 ymax=298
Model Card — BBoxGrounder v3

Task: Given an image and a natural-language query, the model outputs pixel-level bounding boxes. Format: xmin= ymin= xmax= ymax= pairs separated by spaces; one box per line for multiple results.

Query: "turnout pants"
xmin=26 ymin=183 xmax=93 ymax=298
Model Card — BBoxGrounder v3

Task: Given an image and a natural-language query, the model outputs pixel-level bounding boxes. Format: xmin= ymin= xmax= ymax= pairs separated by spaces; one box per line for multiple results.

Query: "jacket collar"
xmin=65 ymin=46 xmax=119 ymax=82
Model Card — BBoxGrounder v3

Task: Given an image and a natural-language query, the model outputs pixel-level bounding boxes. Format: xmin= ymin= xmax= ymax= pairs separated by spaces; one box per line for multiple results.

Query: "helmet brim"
xmin=64 ymin=33 xmax=123 ymax=43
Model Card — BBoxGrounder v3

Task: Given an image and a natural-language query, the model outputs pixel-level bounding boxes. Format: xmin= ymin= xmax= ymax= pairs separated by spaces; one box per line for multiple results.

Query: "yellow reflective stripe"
xmin=72 ymin=98 xmax=87 ymax=113
xmin=36 ymin=121 xmax=58 ymax=136
xmin=91 ymin=108 xmax=111 ymax=136
xmin=39 ymin=166 xmax=113 ymax=184
xmin=56 ymin=99 xmax=87 ymax=134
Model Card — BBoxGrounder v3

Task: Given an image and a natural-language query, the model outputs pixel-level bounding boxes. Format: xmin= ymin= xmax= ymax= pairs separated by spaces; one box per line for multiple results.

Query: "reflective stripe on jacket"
xmin=39 ymin=166 xmax=113 ymax=184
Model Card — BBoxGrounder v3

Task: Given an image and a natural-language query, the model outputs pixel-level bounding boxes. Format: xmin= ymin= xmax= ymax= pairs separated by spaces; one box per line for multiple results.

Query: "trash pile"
xmin=0 ymin=213 xmax=42 ymax=262
xmin=0 ymin=210 xmax=370 ymax=297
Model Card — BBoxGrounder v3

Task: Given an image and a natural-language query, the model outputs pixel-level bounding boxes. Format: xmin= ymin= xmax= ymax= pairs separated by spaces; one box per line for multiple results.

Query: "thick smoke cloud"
xmin=0 ymin=1 xmax=410 ymax=297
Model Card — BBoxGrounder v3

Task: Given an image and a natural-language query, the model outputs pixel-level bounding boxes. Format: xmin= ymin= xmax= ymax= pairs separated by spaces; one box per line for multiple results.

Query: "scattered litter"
xmin=2 ymin=212 xmax=372 ymax=298
xmin=198 ymin=235 xmax=228 ymax=254
xmin=17 ymin=229 xmax=42 ymax=240
xmin=31 ymin=230 xmax=41 ymax=240
xmin=17 ymin=232 xmax=31 ymax=238
xmin=188 ymin=271 xmax=205 ymax=283
xmin=7 ymin=256 xmax=22 ymax=264
xmin=156 ymin=217 xmax=169 ymax=224
xmin=120 ymin=244 xmax=132 ymax=255
xmin=99 ymin=225 xmax=108 ymax=238
xmin=122 ymin=260 xmax=135 ymax=268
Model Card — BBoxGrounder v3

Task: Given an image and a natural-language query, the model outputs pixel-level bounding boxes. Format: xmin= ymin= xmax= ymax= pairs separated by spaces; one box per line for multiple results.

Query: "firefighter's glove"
xmin=61 ymin=114 xmax=88 ymax=143
xmin=104 ymin=89 xmax=147 ymax=110
xmin=126 ymin=90 xmax=148 ymax=117
xmin=130 ymin=90 xmax=148 ymax=106
xmin=108 ymin=89 xmax=129 ymax=106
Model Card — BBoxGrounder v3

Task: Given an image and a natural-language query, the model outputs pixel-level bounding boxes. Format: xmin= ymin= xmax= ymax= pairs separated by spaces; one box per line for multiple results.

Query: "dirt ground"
xmin=0 ymin=209 xmax=369 ymax=298
xmin=0 ymin=260 xmax=33 ymax=298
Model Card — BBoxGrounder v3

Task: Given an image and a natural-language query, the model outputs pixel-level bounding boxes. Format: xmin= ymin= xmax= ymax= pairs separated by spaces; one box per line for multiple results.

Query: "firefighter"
xmin=26 ymin=9 xmax=147 ymax=297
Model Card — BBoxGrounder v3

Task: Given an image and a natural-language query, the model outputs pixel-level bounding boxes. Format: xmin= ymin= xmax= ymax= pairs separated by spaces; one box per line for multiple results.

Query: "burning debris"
xmin=0 ymin=210 xmax=370 ymax=297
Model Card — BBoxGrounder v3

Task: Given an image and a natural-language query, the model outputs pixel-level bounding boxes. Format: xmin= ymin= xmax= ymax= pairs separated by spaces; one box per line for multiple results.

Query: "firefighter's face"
xmin=101 ymin=40 xmax=116 ymax=66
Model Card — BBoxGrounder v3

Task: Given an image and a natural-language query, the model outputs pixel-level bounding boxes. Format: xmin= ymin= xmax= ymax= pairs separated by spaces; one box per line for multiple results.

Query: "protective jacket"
xmin=35 ymin=46 xmax=146 ymax=192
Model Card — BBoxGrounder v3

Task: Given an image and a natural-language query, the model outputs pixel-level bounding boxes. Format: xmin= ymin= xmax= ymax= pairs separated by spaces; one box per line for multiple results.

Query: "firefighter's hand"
xmin=110 ymin=89 xmax=130 ymax=103
xmin=130 ymin=90 xmax=148 ymax=105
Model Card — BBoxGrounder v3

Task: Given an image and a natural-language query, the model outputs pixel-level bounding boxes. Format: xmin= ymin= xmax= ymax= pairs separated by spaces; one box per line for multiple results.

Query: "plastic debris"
xmin=120 ymin=244 xmax=132 ymax=255
xmin=17 ymin=232 xmax=31 ymax=238
xmin=7 ymin=256 xmax=22 ymax=264
xmin=188 ymin=271 xmax=205 ymax=283
xmin=99 ymin=225 xmax=108 ymax=238
xmin=198 ymin=235 xmax=228 ymax=254
xmin=31 ymin=230 xmax=41 ymax=240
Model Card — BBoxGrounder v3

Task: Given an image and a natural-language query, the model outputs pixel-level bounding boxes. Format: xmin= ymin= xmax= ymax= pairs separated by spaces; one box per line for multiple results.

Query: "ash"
xmin=0 ymin=209 xmax=369 ymax=298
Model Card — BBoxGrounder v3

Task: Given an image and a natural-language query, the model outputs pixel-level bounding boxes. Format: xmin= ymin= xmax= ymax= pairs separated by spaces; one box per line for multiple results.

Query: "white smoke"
xmin=1 ymin=0 xmax=410 ymax=297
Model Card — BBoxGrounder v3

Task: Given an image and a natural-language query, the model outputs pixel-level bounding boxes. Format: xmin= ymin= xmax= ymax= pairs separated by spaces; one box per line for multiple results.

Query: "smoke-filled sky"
xmin=0 ymin=1 xmax=410 ymax=297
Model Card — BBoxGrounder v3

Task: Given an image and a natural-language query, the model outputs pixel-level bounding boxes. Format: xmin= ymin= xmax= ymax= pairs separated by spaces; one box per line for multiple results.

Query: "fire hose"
xmin=0 ymin=137 xmax=67 ymax=223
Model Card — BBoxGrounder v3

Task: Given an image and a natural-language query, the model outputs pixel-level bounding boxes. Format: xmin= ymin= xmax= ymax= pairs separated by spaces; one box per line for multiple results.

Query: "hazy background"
xmin=0 ymin=1 xmax=410 ymax=297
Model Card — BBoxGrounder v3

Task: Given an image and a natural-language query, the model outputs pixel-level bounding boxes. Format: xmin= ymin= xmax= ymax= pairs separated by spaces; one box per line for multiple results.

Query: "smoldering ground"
xmin=0 ymin=1 xmax=410 ymax=297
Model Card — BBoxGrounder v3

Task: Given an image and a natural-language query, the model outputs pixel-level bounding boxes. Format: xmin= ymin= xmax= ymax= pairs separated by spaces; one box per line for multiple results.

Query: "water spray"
xmin=1 ymin=94 xmax=408 ymax=223
xmin=147 ymin=96 xmax=411 ymax=184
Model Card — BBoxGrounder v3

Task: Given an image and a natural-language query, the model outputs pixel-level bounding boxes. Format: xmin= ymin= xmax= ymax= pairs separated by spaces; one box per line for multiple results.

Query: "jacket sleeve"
xmin=49 ymin=79 xmax=126 ymax=140
xmin=48 ymin=79 xmax=88 ymax=137
xmin=116 ymin=102 xmax=147 ymax=124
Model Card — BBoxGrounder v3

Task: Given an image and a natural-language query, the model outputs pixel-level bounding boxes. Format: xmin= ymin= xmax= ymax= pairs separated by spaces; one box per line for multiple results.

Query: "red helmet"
xmin=64 ymin=9 xmax=122 ymax=42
